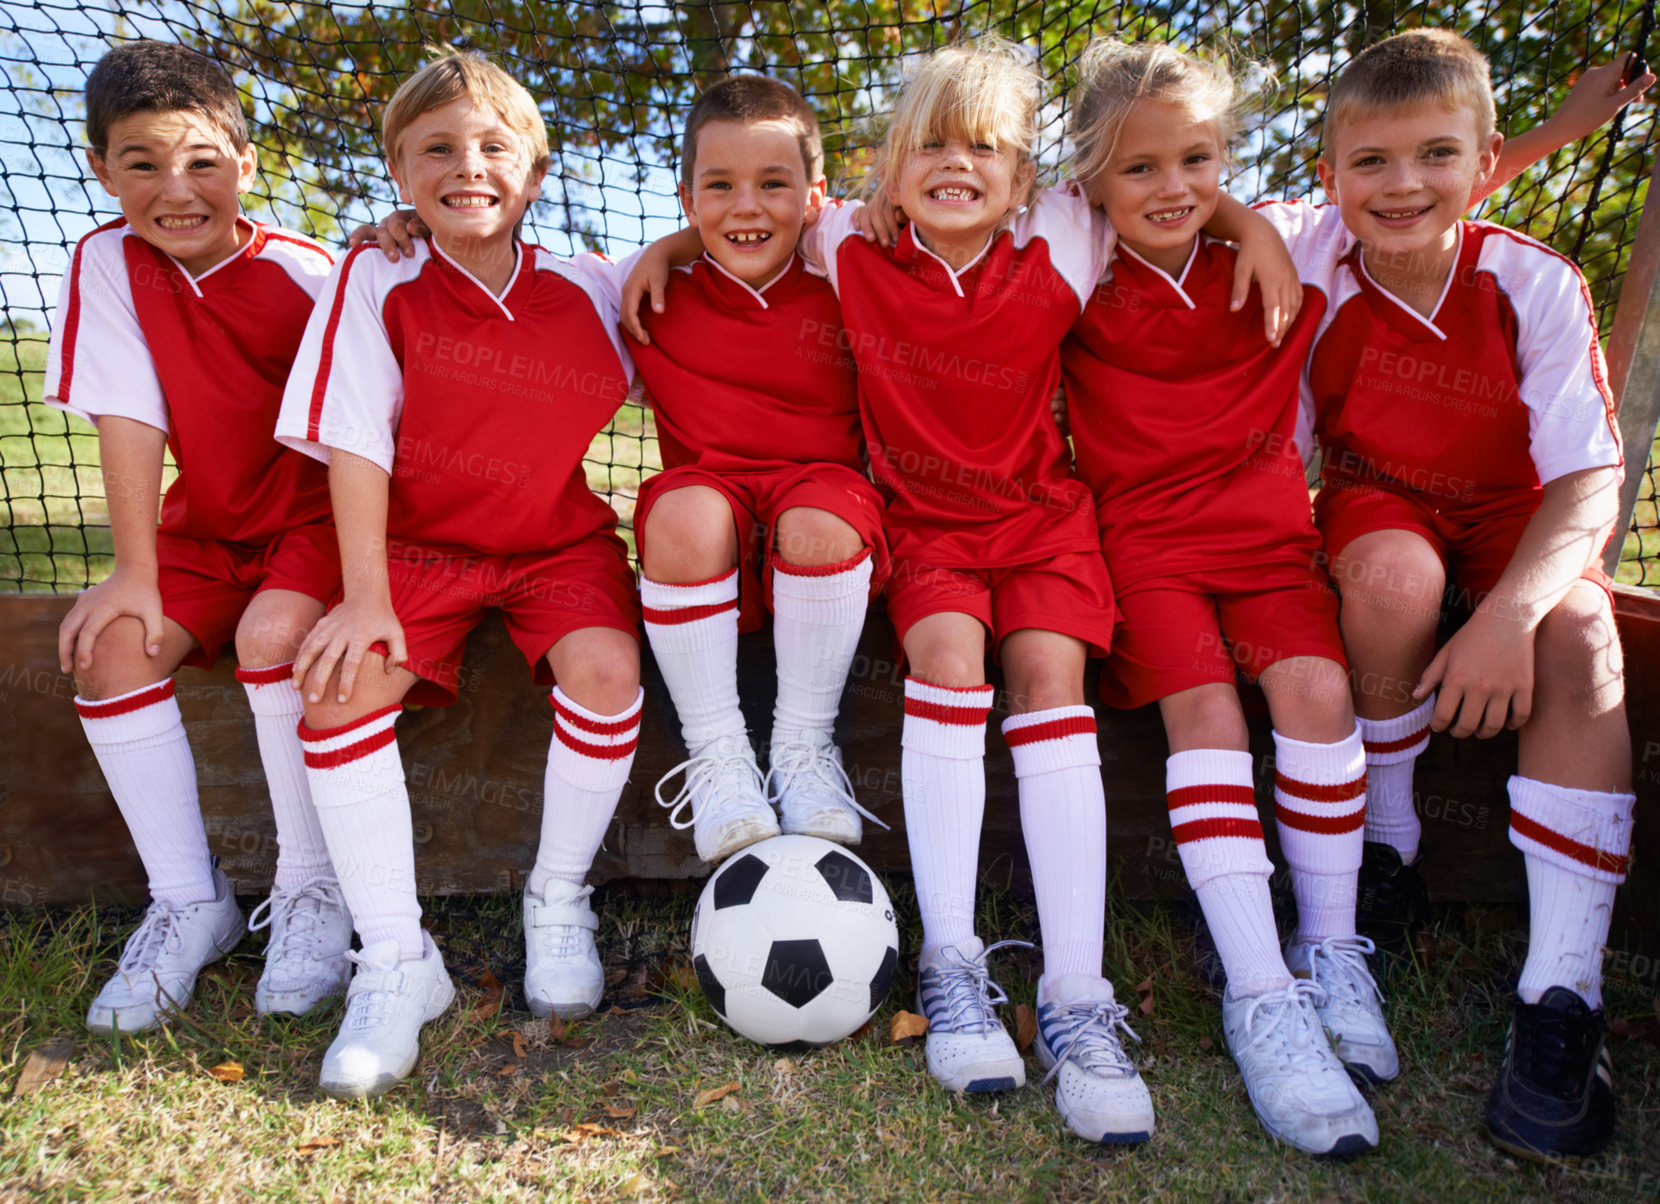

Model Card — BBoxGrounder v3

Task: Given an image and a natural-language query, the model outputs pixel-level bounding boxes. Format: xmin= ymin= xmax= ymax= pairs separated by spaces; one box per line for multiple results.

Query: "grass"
xmin=2 ymin=885 xmax=1657 ymax=1203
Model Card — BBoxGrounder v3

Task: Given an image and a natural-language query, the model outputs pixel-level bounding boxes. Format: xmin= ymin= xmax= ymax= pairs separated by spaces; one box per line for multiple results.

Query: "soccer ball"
xmin=689 ymin=835 xmax=900 ymax=1049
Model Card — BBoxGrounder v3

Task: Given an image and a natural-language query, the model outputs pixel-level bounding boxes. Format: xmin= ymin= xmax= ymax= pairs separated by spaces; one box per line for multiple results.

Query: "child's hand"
xmin=620 ymin=248 xmax=674 ymax=345
xmin=1050 ymin=382 xmax=1071 ymax=438
xmin=853 ymin=200 xmax=906 ymax=247
xmin=1232 ymin=225 xmax=1303 ymax=347
xmin=346 ymin=209 xmax=427 ymax=261
xmin=291 ymin=596 xmax=408 ymax=705
xmin=1547 ymin=54 xmax=1655 ymax=143
xmin=1413 ymin=612 xmax=1534 ymax=738
xmin=57 ymin=568 xmax=165 ymax=673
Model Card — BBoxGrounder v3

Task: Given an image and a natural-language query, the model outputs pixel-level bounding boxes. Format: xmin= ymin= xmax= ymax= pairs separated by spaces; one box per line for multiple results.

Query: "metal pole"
xmin=1603 ymin=151 xmax=1660 ymax=578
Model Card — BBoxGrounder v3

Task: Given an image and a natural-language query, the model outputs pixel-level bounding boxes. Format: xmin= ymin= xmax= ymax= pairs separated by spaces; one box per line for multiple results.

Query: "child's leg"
xmin=1331 ymin=530 xmax=1446 ymax=863
xmin=235 ymin=589 xmax=331 ymax=890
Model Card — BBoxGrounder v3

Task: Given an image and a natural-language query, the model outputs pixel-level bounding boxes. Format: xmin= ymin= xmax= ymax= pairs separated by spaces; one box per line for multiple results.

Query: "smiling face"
xmin=1086 ymin=100 xmax=1222 ymax=277
xmin=1318 ymin=100 xmax=1501 ymax=290
xmin=885 ymin=134 xmax=1035 ymax=266
xmin=88 ymin=109 xmax=256 ymax=276
xmin=679 ymin=118 xmax=824 ymax=287
xmin=389 ymin=96 xmax=544 ymax=278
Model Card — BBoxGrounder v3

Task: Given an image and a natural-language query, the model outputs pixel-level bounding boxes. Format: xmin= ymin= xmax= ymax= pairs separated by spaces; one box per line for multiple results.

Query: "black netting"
xmin=0 ymin=1 xmax=1655 ymax=590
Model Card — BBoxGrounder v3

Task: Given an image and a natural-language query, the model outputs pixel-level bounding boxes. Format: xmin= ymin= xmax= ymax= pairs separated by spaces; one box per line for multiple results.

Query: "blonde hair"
xmin=383 ymin=49 xmax=551 ymax=178
xmin=1326 ymin=29 xmax=1496 ymax=150
xmin=871 ymin=37 xmax=1043 ymax=203
xmin=1067 ymin=39 xmax=1255 ymax=188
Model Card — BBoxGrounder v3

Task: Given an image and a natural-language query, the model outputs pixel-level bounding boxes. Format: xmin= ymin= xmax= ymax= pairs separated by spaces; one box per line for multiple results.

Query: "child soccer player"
xmin=628 ymin=76 xmax=889 ymax=863
xmin=45 ymin=40 xmax=347 ymax=1033
xmin=1261 ymin=31 xmax=1648 ymax=1161
xmin=626 ymin=37 xmax=1300 ymax=1145
xmin=276 ymin=50 xmax=643 ymax=1098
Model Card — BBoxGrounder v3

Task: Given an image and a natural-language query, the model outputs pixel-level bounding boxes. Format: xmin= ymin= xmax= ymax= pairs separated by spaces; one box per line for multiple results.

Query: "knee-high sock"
xmin=1167 ymin=748 xmax=1291 ymax=995
xmin=1358 ymin=696 xmax=1433 ymax=862
xmin=770 ymin=549 xmax=872 ymax=743
xmin=1273 ymin=727 xmax=1367 ymax=944
xmin=529 ymin=687 xmax=643 ymax=897
xmin=77 ymin=680 xmax=215 ymax=906
xmin=238 ymin=664 xmax=332 ymax=891
xmin=300 ymin=706 xmax=422 ymax=962
xmin=1005 ymin=706 xmax=1106 ymax=987
xmin=902 ymin=677 xmax=994 ymax=961
xmin=1509 ymin=775 xmax=1636 ymax=1008
xmin=642 ymin=570 xmax=744 ymax=755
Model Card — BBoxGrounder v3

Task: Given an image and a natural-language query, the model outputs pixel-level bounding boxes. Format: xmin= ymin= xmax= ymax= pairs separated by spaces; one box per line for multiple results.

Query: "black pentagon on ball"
xmin=870 ymin=945 xmax=898 ymax=1012
xmin=693 ymin=953 xmax=726 ymax=1017
xmin=814 ymin=849 xmax=873 ymax=904
xmin=761 ymin=939 xmax=834 ymax=1008
xmin=713 ymin=852 xmax=769 ymax=909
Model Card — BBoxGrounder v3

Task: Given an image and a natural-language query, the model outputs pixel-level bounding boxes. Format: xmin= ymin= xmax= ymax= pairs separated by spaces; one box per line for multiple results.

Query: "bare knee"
xmin=642 ymin=487 xmax=738 ymax=583
xmin=1000 ymin=631 xmax=1087 ymax=712
xmin=774 ymin=506 xmax=864 ymax=567
xmin=1159 ymin=683 xmax=1249 ymax=752
xmin=74 ymin=617 xmax=168 ymax=700
xmin=1333 ymin=531 xmax=1445 ymax=622
xmin=1260 ymin=656 xmax=1356 ymax=743
xmin=554 ymin=643 xmax=642 ymax=715
xmin=235 ymin=592 xmax=324 ymax=668
xmin=1535 ymin=585 xmax=1623 ymax=704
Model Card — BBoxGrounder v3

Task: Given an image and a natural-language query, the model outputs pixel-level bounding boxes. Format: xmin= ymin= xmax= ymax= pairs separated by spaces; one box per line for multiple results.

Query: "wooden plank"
xmin=1604 ymin=152 xmax=1660 ymax=576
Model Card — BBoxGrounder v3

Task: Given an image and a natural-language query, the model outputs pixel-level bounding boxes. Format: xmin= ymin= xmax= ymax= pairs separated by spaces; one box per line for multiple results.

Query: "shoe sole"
xmin=779 ymin=819 xmax=860 ymax=845
xmin=1038 ymin=1033 xmax=1156 ymax=1144
xmin=1245 ymin=1095 xmax=1378 ymax=1160
xmin=699 ymin=816 xmax=780 ymax=863
xmin=527 ymin=994 xmax=601 ymax=1022
xmin=1342 ymin=1057 xmax=1399 ymax=1088
xmin=1485 ymin=1128 xmax=1606 ymax=1166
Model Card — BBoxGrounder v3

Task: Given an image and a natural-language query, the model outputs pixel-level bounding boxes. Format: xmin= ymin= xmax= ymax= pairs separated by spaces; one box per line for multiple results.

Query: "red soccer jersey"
xmin=45 ymin=217 xmax=334 ymax=543
xmin=801 ymin=189 xmax=1112 ymax=570
xmin=277 ymin=238 xmax=631 ymax=557
xmin=1262 ymin=204 xmax=1623 ymax=520
xmin=1063 ymin=236 xmax=1324 ymax=590
xmin=625 ymin=253 xmax=863 ymax=474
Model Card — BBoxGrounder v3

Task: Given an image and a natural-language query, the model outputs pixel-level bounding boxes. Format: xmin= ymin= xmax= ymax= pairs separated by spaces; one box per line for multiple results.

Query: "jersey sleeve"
xmin=1496 ymin=237 xmax=1623 ymax=484
xmin=1010 ymin=183 xmax=1115 ymax=310
xmin=276 ymin=246 xmax=405 ymax=473
xmin=796 ymin=199 xmax=867 ymax=293
xmin=1253 ymin=199 xmax=1353 ymax=294
xmin=43 ymin=227 xmax=169 ymax=434
xmin=536 ymin=248 xmax=634 ymax=379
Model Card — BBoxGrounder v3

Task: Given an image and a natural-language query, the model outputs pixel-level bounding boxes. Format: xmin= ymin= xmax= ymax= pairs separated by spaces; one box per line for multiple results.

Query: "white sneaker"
xmin=318 ymin=931 xmax=455 ymax=1100
xmin=1287 ymin=935 xmax=1399 ymax=1084
xmin=1222 ymin=979 xmax=1379 ymax=1158
xmin=524 ymin=879 xmax=603 ymax=1020
xmin=767 ymin=731 xmax=887 ymax=845
xmin=1036 ymin=974 xmax=1155 ymax=1144
xmin=916 ymin=937 xmax=1029 ymax=1092
xmin=249 ymin=876 xmax=353 ymax=1017
xmin=656 ymin=732 xmax=779 ymax=862
xmin=86 ymin=866 xmax=243 ymax=1035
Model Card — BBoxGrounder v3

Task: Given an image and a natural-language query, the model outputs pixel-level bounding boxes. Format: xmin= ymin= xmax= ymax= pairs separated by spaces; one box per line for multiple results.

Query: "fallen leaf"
xmin=850 ymin=1021 xmax=874 ymax=1042
xmin=1014 ymin=1004 xmax=1037 ymax=1052
xmin=622 ymin=1068 xmax=639 ymax=1082
xmin=469 ymin=968 xmax=504 ymax=1022
xmin=667 ymin=959 xmax=700 ymax=992
xmin=207 ymin=1061 xmax=244 ymax=1084
xmin=509 ymin=1031 xmax=528 ymax=1059
xmin=565 ymin=1037 xmax=590 ymax=1050
xmin=890 ymin=1010 xmax=929 ymax=1045
xmin=772 ymin=1057 xmax=798 ymax=1076
xmin=1199 ymin=1035 xmax=1214 ymax=1053
xmin=12 ymin=1040 xmax=73 ymax=1098
xmin=1135 ymin=977 xmax=1155 ymax=1017
xmin=605 ymin=1104 xmax=638 ymax=1119
xmin=1609 ymin=1015 xmax=1657 ymax=1041
xmin=294 ymin=1137 xmax=340 ymax=1157
xmin=693 ymin=1081 xmax=741 ymax=1108
xmin=565 ymin=1123 xmax=623 ymax=1142
xmin=618 ymin=1170 xmax=652 ymax=1198
xmin=496 ymin=1065 xmax=518 ymax=1077
xmin=547 ymin=1012 xmax=568 ymax=1043
xmin=601 ymin=1079 xmax=623 ymax=1096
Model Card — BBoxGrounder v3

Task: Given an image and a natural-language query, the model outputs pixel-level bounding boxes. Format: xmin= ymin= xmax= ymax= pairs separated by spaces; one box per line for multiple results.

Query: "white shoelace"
xmin=655 ymin=736 xmax=767 ymax=831
xmin=764 ymin=736 xmax=889 ymax=829
xmin=114 ymin=901 xmax=191 ymax=975
xmin=1303 ymin=935 xmax=1383 ymax=1010
xmin=922 ymin=940 xmax=1033 ymax=1035
xmin=1240 ymin=978 xmax=1335 ymax=1071
xmin=248 ymin=877 xmax=345 ymax=963
xmin=1039 ymin=998 xmax=1142 ymax=1085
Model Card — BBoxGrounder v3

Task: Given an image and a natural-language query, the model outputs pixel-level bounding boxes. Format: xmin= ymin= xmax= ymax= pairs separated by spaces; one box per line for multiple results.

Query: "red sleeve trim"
xmin=57 ymin=219 xmax=129 ymax=404
xmin=307 ymin=244 xmax=372 ymax=443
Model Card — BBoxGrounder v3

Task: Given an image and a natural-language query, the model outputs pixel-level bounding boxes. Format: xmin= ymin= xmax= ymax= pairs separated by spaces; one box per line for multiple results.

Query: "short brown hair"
xmin=85 ymin=40 xmax=249 ymax=156
xmin=383 ymin=50 xmax=550 ymax=178
xmin=680 ymin=75 xmax=823 ymax=187
xmin=1326 ymin=29 xmax=1496 ymax=149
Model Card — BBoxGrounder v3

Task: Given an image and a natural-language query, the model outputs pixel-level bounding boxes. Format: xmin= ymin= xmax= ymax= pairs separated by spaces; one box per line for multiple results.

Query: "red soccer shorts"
xmin=1100 ymin=563 xmax=1345 ymax=709
xmin=368 ymin=530 xmax=640 ymax=706
xmin=157 ymin=521 xmax=341 ymax=670
xmin=884 ymin=546 xmax=1118 ymax=656
xmin=634 ymin=462 xmax=889 ymax=632
xmin=1316 ymin=484 xmax=1612 ymax=608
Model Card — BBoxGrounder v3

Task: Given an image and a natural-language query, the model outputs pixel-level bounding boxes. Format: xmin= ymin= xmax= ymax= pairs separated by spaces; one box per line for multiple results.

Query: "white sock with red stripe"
xmin=1167 ymin=748 xmax=1290 ymax=995
xmin=902 ymin=678 xmax=994 ymax=960
xmin=642 ymin=570 xmax=745 ymax=755
xmin=1273 ymin=727 xmax=1368 ymax=944
xmin=299 ymin=705 xmax=423 ymax=962
xmin=1508 ymin=775 xmax=1635 ymax=1008
xmin=1004 ymin=706 xmax=1106 ymax=985
xmin=76 ymin=679 xmax=215 ymax=907
xmin=238 ymin=663 xmax=332 ymax=891
xmin=529 ymin=687 xmax=643 ymax=897
xmin=770 ymin=549 xmax=872 ymax=742
xmin=1358 ymin=697 xmax=1432 ymax=862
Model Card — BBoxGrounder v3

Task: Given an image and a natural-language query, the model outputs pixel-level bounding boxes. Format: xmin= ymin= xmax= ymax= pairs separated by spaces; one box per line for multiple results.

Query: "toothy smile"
xmin=928 ymin=186 xmax=980 ymax=201
xmin=443 ymin=195 xmax=498 ymax=209
xmin=155 ymin=215 xmax=208 ymax=230
xmin=1372 ymin=206 xmax=1431 ymax=220
xmin=1146 ymin=207 xmax=1193 ymax=224
xmin=726 ymin=231 xmax=771 ymax=244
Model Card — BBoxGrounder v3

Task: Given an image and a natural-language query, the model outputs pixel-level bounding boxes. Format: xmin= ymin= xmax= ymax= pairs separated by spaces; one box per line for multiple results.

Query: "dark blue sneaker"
xmin=1485 ymin=987 xmax=1614 ymax=1163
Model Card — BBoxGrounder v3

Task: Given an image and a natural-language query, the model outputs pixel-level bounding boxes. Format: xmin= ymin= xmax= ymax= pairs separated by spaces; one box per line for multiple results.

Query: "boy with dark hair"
xmin=47 ymin=39 xmax=346 ymax=1034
